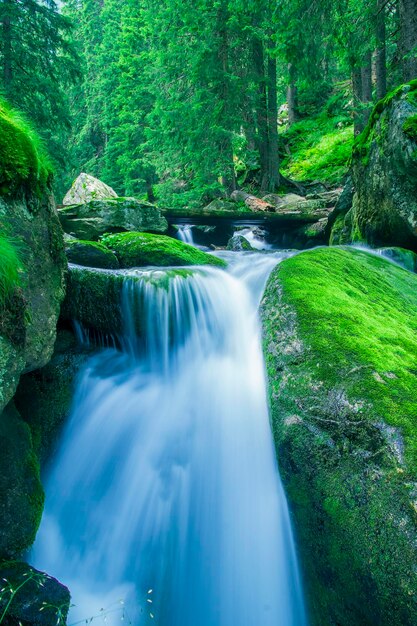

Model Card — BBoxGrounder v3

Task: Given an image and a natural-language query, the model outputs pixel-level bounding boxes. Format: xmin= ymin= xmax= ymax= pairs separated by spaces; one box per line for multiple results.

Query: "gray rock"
xmin=59 ymin=197 xmax=168 ymax=240
xmin=63 ymin=172 xmax=118 ymax=205
xmin=65 ymin=239 xmax=119 ymax=269
xmin=226 ymin=234 xmax=254 ymax=251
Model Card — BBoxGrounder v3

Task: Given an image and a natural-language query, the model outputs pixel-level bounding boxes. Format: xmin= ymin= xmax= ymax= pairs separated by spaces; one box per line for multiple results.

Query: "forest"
xmin=1 ymin=1 xmax=417 ymax=626
xmin=1 ymin=0 xmax=416 ymax=204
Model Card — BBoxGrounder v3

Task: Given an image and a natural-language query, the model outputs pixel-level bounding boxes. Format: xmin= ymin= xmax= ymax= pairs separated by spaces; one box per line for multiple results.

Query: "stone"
xmin=226 ymin=234 xmax=254 ymax=251
xmin=0 ymin=561 xmax=70 ymax=626
xmin=65 ymin=239 xmax=119 ymax=269
xmin=340 ymin=81 xmax=417 ymax=248
xmin=58 ymin=198 xmax=168 ymax=240
xmin=63 ymin=172 xmax=118 ymax=205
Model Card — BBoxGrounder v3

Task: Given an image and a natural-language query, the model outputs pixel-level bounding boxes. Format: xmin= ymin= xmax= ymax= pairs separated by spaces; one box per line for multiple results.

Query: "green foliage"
xmin=0 ymin=99 xmax=52 ymax=195
xmin=101 ymin=232 xmax=226 ymax=268
xmin=0 ymin=233 xmax=21 ymax=307
xmin=281 ymin=115 xmax=353 ymax=185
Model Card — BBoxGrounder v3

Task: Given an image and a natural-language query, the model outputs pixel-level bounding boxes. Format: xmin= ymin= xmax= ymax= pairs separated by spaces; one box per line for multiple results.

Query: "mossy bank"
xmin=261 ymin=247 xmax=417 ymax=625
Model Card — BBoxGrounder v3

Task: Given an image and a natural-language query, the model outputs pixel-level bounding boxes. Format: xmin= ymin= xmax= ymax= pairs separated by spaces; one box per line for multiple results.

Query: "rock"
xmin=294 ymin=218 xmax=328 ymax=246
xmin=262 ymin=194 xmax=285 ymax=207
xmin=378 ymin=246 xmax=417 ymax=272
xmin=101 ymin=232 xmax=226 ymax=268
xmin=280 ymin=193 xmax=305 ymax=205
xmin=226 ymin=235 xmax=254 ymax=251
xmin=58 ymin=198 xmax=168 ymax=239
xmin=15 ymin=330 xmax=94 ymax=463
xmin=65 ymin=239 xmax=119 ymax=269
xmin=0 ymin=403 xmax=44 ymax=558
xmin=0 ymin=561 xmax=70 ymax=626
xmin=62 ymin=267 xmax=126 ymax=336
xmin=202 ymin=199 xmax=237 ymax=212
xmin=0 ymin=103 xmax=66 ymax=559
xmin=327 ymin=177 xmax=354 ymax=245
xmin=261 ymin=246 xmax=417 ymax=625
xmin=63 ymin=172 xmax=118 ymax=205
xmin=342 ymin=81 xmax=417 ymax=248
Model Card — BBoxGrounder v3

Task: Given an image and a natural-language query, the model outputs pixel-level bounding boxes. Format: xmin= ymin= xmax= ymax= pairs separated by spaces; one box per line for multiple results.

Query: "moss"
xmin=101 ymin=232 xmax=226 ymax=268
xmin=0 ymin=233 xmax=22 ymax=308
xmin=0 ymin=99 xmax=52 ymax=196
xmin=353 ymin=80 xmax=417 ymax=163
xmin=403 ymin=115 xmax=417 ymax=142
xmin=261 ymin=247 xmax=417 ymax=624
xmin=65 ymin=239 xmax=119 ymax=269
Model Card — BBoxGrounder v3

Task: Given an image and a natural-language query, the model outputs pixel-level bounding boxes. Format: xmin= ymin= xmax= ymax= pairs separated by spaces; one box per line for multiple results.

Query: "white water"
xmin=32 ymin=251 xmax=307 ymax=626
xmin=176 ymin=224 xmax=194 ymax=245
xmin=233 ymin=227 xmax=272 ymax=251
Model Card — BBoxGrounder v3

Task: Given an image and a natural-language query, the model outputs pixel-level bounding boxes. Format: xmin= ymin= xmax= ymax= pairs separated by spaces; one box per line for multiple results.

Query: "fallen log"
xmin=230 ymin=190 xmax=275 ymax=212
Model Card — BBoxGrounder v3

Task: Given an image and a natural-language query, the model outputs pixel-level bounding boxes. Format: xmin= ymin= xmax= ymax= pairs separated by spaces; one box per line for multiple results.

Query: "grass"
xmin=0 ymin=99 xmax=52 ymax=195
xmin=0 ymin=234 xmax=21 ymax=307
xmin=101 ymin=232 xmax=226 ymax=268
xmin=280 ymin=115 xmax=354 ymax=186
xmin=277 ymin=246 xmax=417 ymax=474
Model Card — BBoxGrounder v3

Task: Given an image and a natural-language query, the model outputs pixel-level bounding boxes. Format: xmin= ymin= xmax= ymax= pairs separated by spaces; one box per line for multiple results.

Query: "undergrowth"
xmin=280 ymin=115 xmax=354 ymax=186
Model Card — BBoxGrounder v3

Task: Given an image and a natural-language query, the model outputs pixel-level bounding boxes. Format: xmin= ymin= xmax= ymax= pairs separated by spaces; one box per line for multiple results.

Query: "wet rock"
xmin=65 ymin=239 xmax=119 ymax=269
xmin=226 ymin=235 xmax=254 ymax=251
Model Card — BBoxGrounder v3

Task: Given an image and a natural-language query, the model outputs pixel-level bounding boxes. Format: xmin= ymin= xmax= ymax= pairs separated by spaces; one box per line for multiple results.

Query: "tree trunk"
xmin=361 ymin=51 xmax=373 ymax=124
xmin=252 ymin=36 xmax=269 ymax=189
xmin=2 ymin=0 xmax=12 ymax=94
xmin=352 ymin=65 xmax=364 ymax=135
xmin=266 ymin=52 xmax=280 ymax=192
xmin=287 ymin=63 xmax=298 ymax=126
xmin=376 ymin=0 xmax=387 ymax=100
xmin=398 ymin=0 xmax=417 ymax=81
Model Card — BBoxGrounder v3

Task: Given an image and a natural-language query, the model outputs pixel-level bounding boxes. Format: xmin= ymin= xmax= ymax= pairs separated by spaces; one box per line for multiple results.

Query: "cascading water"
xmin=32 ymin=251 xmax=308 ymax=626
xmin=176 ymin=224 xmax=194 ymax=245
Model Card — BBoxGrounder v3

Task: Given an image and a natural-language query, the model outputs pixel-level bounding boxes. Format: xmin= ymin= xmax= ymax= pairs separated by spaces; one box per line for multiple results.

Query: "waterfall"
xmin=176 ymin=224 xmax=194 ymax=245
xmin=32 ymin=251 xmax=308 ymax=626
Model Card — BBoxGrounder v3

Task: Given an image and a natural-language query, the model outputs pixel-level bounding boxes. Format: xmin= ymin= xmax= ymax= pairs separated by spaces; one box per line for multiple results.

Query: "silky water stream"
xmin=32 ymin=251 xmax=308 ymax=626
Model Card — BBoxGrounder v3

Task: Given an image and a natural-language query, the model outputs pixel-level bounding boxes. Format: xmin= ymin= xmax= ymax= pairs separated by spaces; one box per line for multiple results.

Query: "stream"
xmin=31 ymin=251 xmax=308 ymax=626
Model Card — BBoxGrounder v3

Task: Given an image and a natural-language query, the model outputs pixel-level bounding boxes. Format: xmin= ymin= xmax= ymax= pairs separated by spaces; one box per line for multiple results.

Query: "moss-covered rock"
xmin=101 ymin=232 xmax=226 ymax=268
xmin=340 ymin=81 xmax=417 ymax=248
xmin=261 ymin=247 xmax=417 ymax=625
xmin=58 ymin=197 xmax=168 ymax=239
xmin=0 ymin=561 xmax=70 ymax=626
xmin=0 ymin=404 xmax=44 ymax=558
xmin=226 ymin=234 xmax=254 ymax=251
xmin=65 ymin=239 xmax=119 ymax=269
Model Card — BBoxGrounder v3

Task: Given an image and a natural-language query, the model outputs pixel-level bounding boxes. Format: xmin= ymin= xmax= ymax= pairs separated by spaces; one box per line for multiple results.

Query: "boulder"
xmin=58 ymin=198 xmax=168 ymax=240
xmin=63 ymin=172 xmax=117 ymax=205
xmin=226 ymin=234 xmax=254 ymax=251
xmin=101 ymin=232 xmax=226 ymax=268
xmin=0 ymin=102 xmax=66 ymax=559
xmin=65 ymin=239 xmax=119 ymax=269
xmin=261 ymin=247 xmax=417 ymax=625
xmin=0 ymin=561 xmax=70 ymax=626
xmin=0 ymin=403 xmax=44 ymax=558
xmin=339 ymin=81 xmax=417 ymax=248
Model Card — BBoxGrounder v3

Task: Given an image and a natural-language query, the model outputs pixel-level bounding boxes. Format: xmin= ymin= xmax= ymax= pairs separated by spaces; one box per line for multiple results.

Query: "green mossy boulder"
xmin=58 ymin=197 xmax=168 ymax=240
xmin=65 ymin=239 xmax=119 ymax=269
xmin=226 ymin=235 xmax=254 ymax=251
xmin=0 ymin=404 xmax=44 ymax=558
xmin=261 ymin=247 xmax=417 ymax=625
xmin=101 ymin=232 xmax=226 ymax=268
xmin=0 ymin=561 xmax=70 ymax=626
xmin=338 ymin=81 xmax=417 ymax=248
